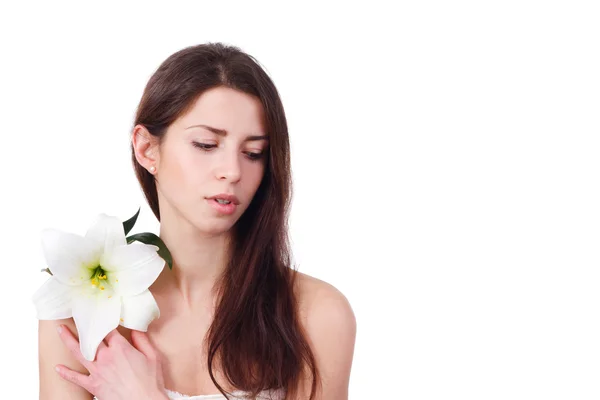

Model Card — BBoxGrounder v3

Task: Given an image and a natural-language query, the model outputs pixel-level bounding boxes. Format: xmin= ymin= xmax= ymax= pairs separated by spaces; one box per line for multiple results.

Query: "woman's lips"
xmin=207 ymin=198 xmax=237 ymax=215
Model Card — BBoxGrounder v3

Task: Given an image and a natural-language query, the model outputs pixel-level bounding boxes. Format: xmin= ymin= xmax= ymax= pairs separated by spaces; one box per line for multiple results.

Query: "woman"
xmin=38 ymin=42 xmax=356 ymax=399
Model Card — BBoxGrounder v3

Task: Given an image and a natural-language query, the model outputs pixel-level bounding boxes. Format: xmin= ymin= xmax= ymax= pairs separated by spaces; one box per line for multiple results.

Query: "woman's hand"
xmin=54 ymin=324 xmax=168 ymax=400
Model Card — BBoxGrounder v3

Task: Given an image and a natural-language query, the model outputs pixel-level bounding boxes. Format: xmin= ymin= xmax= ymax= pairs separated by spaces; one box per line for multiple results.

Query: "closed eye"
xmin=193 ymin=142 xmax=217 ymax=150
xmin=192 ymin=142 xmax=264 ymax=162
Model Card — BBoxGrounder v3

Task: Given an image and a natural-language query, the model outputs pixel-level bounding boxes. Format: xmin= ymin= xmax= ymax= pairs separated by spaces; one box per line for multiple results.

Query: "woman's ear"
xmin=132 ymin=124 xmax=160 ymax=174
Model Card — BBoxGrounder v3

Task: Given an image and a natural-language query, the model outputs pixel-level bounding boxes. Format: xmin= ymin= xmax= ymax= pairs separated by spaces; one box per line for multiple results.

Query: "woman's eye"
xmin=193 ymin=142 xmax=264 ymax=162
xmin=246 ymin=152 xmax=264 ymax=161
xmin=193 ymin=142 xmax=216 ymax=150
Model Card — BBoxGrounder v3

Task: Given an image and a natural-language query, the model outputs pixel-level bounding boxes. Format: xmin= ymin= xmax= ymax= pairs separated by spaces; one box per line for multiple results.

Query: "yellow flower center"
xmin=90 ymin=266 xmax=109 ymax=291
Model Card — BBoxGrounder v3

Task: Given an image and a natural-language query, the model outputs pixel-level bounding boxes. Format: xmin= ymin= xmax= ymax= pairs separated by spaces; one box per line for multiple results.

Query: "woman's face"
xmin=139 ymin=86 xmax=269 ymax=235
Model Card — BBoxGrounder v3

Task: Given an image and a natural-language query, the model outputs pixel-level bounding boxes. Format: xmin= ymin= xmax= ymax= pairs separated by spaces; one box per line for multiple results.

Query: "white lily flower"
xmin=32 ymin=213 xmax=166 ymax=361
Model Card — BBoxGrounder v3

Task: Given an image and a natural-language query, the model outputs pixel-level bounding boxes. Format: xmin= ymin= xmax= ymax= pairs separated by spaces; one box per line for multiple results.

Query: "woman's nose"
xmin=216 ymin=151 xmax=242 ymax=182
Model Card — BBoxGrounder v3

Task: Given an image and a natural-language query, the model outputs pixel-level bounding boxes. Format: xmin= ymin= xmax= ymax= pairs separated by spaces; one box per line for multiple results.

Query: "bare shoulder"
xmin=292 ymin=271 xmax=357 ymax=399
xmin=293 ymin=271 xmax=356 ymax=327
xmin=38 ymin=318 xmax=94 ymax=399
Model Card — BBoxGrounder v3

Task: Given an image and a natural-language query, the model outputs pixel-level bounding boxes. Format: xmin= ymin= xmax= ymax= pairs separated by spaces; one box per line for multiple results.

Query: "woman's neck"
xmin=150 ymin=219 xmax=231 ymax=311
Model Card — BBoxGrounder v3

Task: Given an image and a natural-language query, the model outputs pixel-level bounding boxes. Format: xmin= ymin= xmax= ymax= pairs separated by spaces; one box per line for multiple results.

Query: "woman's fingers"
xmin=104 ymin=327 xmax=128 ymax=347
xmin=97 ymin=339 xmax=109 ymax=353
xmin=57 ymin=324 xmax=95 ymax=370
xmin=55 ymin=364 xmax=94 ymax=393
xmin=131 ymin=330 xmax=157 ymax=361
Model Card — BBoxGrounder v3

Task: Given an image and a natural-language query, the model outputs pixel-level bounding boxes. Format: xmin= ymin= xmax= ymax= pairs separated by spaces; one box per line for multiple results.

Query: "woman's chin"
xmin=194 ymin=219 xmax=236 ymax=236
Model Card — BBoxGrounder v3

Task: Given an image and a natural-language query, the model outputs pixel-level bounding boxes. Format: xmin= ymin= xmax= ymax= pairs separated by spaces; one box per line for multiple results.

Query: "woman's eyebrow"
xmin=186 ymin=124 xmax=269 ymax=142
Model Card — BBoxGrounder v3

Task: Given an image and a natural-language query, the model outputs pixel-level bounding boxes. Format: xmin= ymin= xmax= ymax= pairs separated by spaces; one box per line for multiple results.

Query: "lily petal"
xmin=120 ymin=290 xmax=160 ymax=331
xmin=84 ymin=213 xmax=127 ymax=256
xmin=32 ymin=277 xmax=73 ymax=319
xmin=41 ymin=229 xmax=100 ymax=286
xmin=72 ymin=294 xmax=121 ymax=361
xmin=101 ymin=241 xmax=165 ymax=297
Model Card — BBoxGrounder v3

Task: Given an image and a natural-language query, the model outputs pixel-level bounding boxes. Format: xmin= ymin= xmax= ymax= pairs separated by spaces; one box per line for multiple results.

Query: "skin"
xmin=39 ymin=86 xmax=356 ymax=399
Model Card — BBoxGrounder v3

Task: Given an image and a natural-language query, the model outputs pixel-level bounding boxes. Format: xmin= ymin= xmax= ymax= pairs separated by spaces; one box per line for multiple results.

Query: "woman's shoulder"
xmin=290 ymin=271 xmax=356 ymax=397
xmin=38 ymin=318 xmax=95 ymax=399
xmin=293 ymin=271 xmax=342 ymax=302
xmin=292 ymin=271 xmax=356 ymax=332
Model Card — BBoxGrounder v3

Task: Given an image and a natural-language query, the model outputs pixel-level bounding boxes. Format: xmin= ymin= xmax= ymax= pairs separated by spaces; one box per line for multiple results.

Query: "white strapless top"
xmin=163 ymin=387 xmax=285 ymax=399
xmin=94 ymin=387 xmax=285 ymax=400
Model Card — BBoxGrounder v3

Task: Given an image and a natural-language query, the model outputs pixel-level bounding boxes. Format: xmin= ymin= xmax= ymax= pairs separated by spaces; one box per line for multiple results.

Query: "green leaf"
xmin=122 ymin=207 xmax=141 ymax=236
xmin=41 ymin=268 xmax=53 ymax=276
xmin=126 ymin=232 xmax=173 ymax=270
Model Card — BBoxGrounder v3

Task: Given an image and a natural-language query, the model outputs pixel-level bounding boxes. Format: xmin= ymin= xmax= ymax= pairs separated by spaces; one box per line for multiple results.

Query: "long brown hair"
xmin=129 ymin=42 xmax=319 ymax=399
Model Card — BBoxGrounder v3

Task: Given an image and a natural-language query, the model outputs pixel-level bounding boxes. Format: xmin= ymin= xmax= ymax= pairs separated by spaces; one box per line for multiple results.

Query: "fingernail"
xmin=55 ymin=366 xmax=61 ymax=373
xmin=56 ymin=325 xmax=62 ymax=334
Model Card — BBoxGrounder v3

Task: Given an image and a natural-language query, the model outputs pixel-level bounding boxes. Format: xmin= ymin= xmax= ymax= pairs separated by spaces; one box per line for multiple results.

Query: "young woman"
xmin=38 ymin=42 xmax=356 ymax=400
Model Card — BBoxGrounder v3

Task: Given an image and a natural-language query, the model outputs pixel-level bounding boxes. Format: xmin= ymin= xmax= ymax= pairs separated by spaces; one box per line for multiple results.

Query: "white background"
xmin=1 ymin=1 xmax=599 ymax=399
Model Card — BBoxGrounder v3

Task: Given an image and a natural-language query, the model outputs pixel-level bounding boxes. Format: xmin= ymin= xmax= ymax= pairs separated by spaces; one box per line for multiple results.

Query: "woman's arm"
xmin=39 ymin=318 xmax=94 ymax=400
xmin=296 ymin=281 xmax=357 ymax=399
